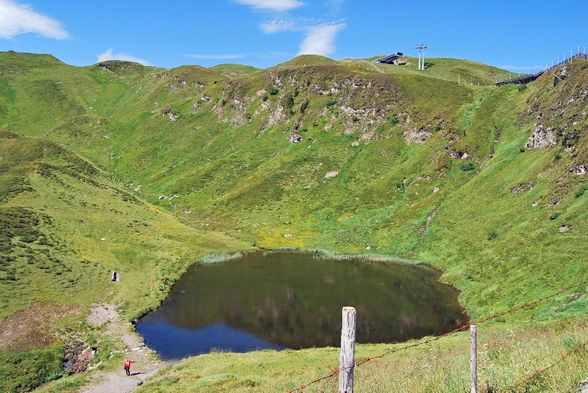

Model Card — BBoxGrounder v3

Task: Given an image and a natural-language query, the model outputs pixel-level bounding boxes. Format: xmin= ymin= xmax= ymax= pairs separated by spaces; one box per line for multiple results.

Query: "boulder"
xmin=288 ymin=130 xmax=302 ymax=143
xmin=404 ymin=128 xmax=431 ymax=144
xmin=161 ymin=107 xmax=178 ymax=122
xmin=63 ymin=340 xmax=94 ymax=374
xmin=570 ymin=164 xmax=587 ymax=175
xmin=525 ymin=124 xmax=557 ymax=149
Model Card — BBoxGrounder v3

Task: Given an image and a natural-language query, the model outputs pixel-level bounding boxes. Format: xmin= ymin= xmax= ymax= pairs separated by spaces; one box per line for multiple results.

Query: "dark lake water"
xmin=136 ymin=251 xmax=467 ymax=360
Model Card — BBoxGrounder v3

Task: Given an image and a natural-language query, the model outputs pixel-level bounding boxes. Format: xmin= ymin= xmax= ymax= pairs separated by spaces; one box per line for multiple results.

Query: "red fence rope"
xmin=286 ymin=280 xmax=587 ymax=393
xmin=501 ymin=341 xmax=587 ymax=392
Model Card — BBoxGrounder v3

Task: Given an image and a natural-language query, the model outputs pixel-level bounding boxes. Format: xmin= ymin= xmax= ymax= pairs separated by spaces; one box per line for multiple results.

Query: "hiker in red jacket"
xmin=123 ymin=359 xmax=135 ymax=376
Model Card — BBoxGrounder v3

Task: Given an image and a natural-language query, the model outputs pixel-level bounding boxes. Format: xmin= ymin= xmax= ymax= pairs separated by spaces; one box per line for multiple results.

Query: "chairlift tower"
xmin=416 ymin=43 xmax=428 ymax=70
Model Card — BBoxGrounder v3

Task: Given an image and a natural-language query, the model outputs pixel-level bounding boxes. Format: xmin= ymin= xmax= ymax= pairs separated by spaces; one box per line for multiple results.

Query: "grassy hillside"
xmin=133 ymin=319 xmax=587 ymax=392
xmin=210 ymin=63 xmax=260 ymax=76
xmin=0 ymin=51 xmax=586 ymax=392
xmin=0 ymin=130 xmax=248 ymax=391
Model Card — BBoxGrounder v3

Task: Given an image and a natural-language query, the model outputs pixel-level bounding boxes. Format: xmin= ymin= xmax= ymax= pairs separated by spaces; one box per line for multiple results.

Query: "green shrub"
xmin=0 ymin=347 xmax=64 ymax=393
xmin=282 ymin=94 xmax=295 ymax=110
xmin=487 ymin=230 xmax=498 ymax=240
xmin=460 ymin=163 xmax=475 ymax=171
xmin=299 ymin=99 xmax=309 ymax=114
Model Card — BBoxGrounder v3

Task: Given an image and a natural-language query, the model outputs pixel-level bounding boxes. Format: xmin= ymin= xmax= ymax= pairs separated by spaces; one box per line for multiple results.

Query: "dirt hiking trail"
xmin=80 ymin=304 xmax=167 ymax=393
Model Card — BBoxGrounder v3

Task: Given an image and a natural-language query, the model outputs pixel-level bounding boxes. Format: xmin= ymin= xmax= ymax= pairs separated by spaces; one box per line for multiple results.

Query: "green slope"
xmin=0 ymin=130 xmax=248 ymax=391
xmin=210 ymin=63 xmax=260 ymax=76
xmin=0 ymin=51 xmax=586 ymax=392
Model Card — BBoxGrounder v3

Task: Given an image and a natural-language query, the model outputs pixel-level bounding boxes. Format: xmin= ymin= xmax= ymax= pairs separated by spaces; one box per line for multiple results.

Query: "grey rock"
xmin=510 ymin=181 xmax=534 ymax=194
xmin=288 ymin=130 xmax=302 ymax=143
xmin=570 ymin=164 xmax=587 ymax=175
xmin=63 ymin=339 xmax=93 ymax=374
xmin=525 ymin=124 xmax=557 ymax=149
xmin=404 ymin=128 xmax=431 ymax=144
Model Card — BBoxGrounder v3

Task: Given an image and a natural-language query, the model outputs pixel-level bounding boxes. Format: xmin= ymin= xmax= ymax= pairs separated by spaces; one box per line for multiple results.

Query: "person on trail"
xmin=123 ymin=359 xmax=135 ymax=376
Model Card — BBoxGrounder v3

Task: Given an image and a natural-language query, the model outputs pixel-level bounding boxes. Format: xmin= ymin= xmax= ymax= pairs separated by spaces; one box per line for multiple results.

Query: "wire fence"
xmin=503 ymin=341 xmax=587 ymax=392
xmin=495 ymin=49 xmax=587 ymax=86
xmin=287 ymin=280 xmax=587 ymax=393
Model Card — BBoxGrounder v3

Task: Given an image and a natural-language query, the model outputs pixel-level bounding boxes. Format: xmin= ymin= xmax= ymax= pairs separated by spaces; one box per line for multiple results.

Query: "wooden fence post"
xmin=339 ymin=307 xmax=356 ymax=393
xmin=470 ymin=324 xmax=478 ymax=393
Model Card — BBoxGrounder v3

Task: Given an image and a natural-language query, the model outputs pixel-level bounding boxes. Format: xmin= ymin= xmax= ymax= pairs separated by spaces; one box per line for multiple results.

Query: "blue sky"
xmin=0 ymin=0 xmax=587 ymax=72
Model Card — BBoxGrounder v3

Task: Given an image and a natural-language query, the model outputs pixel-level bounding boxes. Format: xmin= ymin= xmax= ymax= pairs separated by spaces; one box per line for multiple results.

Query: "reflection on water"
xmin=137 ymin=252 xmax=467 ymax=360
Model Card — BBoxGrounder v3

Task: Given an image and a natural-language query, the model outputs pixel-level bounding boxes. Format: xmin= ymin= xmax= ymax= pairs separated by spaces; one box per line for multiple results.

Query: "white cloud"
xmin=0 ymin=0 xmax=68 ymax=39
xmin=185 ymin=53 xmax=247 ymax=60
xmin=298 ymin=23 xmax=345 ymax=56
xmin=97 ymin=49 xmax=150 ymax=65
xmin=260 ymin=18 xmax=295 ymax=34
xmin=234 ymin=0 xmax=303 ymax=12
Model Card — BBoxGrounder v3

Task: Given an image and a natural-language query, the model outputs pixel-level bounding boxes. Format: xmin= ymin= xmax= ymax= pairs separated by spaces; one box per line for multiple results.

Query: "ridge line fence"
xmin=495 ymin=49 xmax=587 ymax=86
xmin=287 ymin=280 xmax=587 ymax=393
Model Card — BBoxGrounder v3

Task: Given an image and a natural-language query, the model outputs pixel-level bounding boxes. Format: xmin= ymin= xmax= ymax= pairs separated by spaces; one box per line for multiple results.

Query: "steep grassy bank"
xmin=0 ymin=130 xmax=248 ymax=391
xmin=134 ymin=318 xmax=588 ymax=393
xmin=2 ymin=52 xmax=583 ymax=319
xmin=0 ymin=51 xmax=586 ymax=391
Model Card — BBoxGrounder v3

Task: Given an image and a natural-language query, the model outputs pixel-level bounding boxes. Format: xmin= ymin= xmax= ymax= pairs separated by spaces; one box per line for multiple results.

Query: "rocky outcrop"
xmin=288 ymin=129 xmax=302 ymax=143
xmin=161 ymin=107 xmax=178 ymax=122
xmin=167 ymin=78 xmax=187 ymax=92
xmin=338 ymin=105 xmax=385 ymax=132
xmin=525 ymin=123 xmax=556 ymax=149
xmin=553 ymin=66 xmax=569 ymax=87
xmin=404 ymin=128 xmax=432 ymax=144
xmin=577 ymin=378 xmax=588 ymax=393
xmin=524 ymin=62 xmax=587 ymax=153
xmin=447 ymin=146 xmax=469 ymax=159
xmin=265 ymin=106 xmax=285 ymax=128
xmin=570 ymin=164 xmax=587 ymax=175
xmin=510 ymin=181 xmax=534 ymax=194
xmin=63 ymin=339 xmax=94 ymax=374
xmin=231 ymin=97 xmax=247 ymax=126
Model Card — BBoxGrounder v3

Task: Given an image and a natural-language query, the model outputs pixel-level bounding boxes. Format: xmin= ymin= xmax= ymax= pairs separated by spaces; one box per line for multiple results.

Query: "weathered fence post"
xmin=470 ymin=324 xmax=478 ymax=393
xmin=339 ymin=306 xmax=356 ymax=393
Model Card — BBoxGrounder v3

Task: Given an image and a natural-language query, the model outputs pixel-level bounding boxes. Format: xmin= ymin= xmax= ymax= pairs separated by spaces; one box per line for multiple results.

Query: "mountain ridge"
xmin=0 ymin=51 xmax=586 ymax=392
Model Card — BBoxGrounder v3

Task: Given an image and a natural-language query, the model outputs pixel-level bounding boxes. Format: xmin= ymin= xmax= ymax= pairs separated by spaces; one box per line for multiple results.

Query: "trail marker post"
xmin=470 ymin=324 xmax=478 ymax=393
xmin=339 ymin=307 xmax=356 ymax=393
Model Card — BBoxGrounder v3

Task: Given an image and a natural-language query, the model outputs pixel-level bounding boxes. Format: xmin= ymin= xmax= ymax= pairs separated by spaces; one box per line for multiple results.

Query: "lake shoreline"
xmin=136 ymin=249 xmax=469 ymax=360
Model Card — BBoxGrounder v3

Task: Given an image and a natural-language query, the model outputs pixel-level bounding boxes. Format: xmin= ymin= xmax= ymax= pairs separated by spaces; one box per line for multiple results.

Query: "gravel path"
xmin=80 ymin=304 xmax=167 ymax=393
